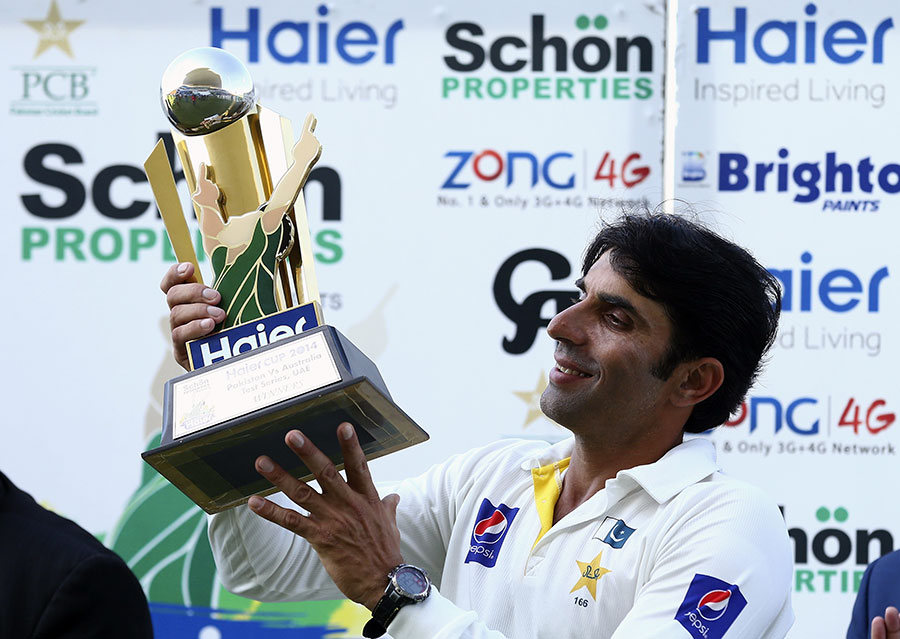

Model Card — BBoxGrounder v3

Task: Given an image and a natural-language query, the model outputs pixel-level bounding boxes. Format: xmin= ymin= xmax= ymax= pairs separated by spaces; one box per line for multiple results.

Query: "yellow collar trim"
xmin=531 ymin=457 xmax=571 ymax=548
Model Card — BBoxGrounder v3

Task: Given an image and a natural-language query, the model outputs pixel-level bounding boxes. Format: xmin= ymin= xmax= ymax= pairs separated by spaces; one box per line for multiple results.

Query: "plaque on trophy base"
xmin=143 ymin=326 xmax=427 ymax=514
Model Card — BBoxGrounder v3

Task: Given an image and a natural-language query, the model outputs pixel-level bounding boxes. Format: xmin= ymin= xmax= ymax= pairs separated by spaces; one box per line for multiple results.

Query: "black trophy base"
xmin=142 ymin=326 xmax=428 ymax=514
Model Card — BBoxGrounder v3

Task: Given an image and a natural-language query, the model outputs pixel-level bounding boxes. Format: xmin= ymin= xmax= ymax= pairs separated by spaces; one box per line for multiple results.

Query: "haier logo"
xmin=718 ymin=149 xmax=900 ymax=210
xmin=188 ymin=303 xmax=319 ymax=369
xmin=696 ymin=4 xmax=894 ymax=65
xmin=766 ymin=251 xmax=888 ymax=313
xmin=211 ymin=5 xmax=403 ymax=65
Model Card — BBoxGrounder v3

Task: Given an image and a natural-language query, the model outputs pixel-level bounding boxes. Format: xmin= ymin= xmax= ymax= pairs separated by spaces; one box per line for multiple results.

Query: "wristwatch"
xmin=362 ymin=564 xmax=431 ymax=638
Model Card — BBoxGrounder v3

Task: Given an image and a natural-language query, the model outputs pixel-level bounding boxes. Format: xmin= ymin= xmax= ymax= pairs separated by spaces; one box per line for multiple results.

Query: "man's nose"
xmin=547 ymin=302 xmax=586 ymax=344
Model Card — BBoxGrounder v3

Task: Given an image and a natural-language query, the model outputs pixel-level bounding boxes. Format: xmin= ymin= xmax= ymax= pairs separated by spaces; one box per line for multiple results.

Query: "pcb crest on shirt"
xmin=465 ymin=498 xmax=519 ymax=568
xmin=675 ymin=574 xmax=747 ymax=639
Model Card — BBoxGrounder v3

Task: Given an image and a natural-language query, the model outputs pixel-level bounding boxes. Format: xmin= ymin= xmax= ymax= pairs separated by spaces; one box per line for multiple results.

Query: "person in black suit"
xmin=848 ymin=550 xmax=900 ymax=639
xmin=0 ymin=470 xmax=153 ymax=638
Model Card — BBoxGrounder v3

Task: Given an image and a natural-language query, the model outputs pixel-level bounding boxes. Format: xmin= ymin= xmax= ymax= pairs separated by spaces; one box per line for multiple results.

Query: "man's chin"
xmin=539 ymin=395 xmax=575 ymax=429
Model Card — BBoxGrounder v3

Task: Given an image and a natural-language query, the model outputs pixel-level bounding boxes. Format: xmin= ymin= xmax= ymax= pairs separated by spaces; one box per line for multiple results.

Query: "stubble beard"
xmin=539 ymin=384 xmax=590 ymax=434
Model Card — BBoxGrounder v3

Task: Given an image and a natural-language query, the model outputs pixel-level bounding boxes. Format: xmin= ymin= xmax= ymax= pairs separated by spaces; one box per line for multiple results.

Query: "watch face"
xmin=394 ymin=566 xmax=429 ymax=597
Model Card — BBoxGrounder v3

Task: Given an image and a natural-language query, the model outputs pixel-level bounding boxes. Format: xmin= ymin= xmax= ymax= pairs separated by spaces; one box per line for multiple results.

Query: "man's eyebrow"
xmin=598 ymin=294 xmax=638 ymax=315
xmin=575 ymin=279 xmax=643 ymax=318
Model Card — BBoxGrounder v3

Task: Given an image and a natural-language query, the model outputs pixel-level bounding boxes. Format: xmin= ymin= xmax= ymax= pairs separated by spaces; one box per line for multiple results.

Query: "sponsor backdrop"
xmin=0 ymin=0 xmax=891 ymax=637
xmin=676 ymin=2 xmax=899 ymax=637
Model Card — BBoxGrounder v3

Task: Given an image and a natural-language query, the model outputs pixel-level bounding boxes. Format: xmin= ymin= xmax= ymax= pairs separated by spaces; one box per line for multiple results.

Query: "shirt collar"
xmin=613 ymin=437 xmax=720 ymax=503
xmin=520 ymin=436 xmax=720 ymax=504
xmin=520 ymin=437 xmax=576 ymax=471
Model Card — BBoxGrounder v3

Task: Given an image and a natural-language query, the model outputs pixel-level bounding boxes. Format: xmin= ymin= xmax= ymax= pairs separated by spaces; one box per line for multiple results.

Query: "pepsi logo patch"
xmin=474 ymin=510 xmax=509 ymax=544
xmin=675 ymin=574 xmax=747 ymax=639
xmin=465 ymin=498 xmax=519 ymax=568
xmin=698 ymin=590 xmax=732 ymax=621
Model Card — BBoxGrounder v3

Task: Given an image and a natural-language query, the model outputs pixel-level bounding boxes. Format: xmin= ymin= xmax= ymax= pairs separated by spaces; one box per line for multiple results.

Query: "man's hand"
xmin=873 ymin=607 xmax=900 ymax=639
xmin=160 ymin=262 xmax=225 ymax=370
xmin=247 ymin=423 xmax=403 ymax=610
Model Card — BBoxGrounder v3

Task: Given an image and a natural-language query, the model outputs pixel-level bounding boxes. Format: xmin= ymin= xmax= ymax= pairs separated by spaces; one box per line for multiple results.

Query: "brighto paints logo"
xmin=712 ymin=148 xmax=900 ymax=211
xmin=441 ymin=13 xmax=654 ymax=100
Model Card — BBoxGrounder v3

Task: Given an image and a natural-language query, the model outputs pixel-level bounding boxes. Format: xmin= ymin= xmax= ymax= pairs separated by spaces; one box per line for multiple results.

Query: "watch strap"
xmin=362 ymin=617 xmax=389 ymax=638
xmin=362 ymin=591 xmax=401 ymax=638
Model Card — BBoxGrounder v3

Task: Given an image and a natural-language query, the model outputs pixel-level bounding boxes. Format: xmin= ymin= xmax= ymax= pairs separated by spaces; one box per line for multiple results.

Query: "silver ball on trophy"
xmin=160 ymin=46 xmax=257 ymax=136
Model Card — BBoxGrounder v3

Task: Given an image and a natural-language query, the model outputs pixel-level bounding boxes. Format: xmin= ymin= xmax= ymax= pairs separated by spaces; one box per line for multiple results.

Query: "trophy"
xmin=142 ymin=47 xmax=428 ymax=514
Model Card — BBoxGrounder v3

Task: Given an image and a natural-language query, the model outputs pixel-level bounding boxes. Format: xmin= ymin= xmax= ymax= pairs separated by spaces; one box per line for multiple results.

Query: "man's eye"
xmin=607 ymin=313 xmax=627 ymax=327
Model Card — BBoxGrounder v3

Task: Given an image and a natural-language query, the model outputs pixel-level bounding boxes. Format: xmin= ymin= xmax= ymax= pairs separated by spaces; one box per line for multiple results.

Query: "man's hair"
xmin=582 ymin=212 xmax=781 ymax=433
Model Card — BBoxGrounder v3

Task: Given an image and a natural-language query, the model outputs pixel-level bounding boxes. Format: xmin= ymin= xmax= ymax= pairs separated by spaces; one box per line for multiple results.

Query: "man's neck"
xmin=552 ymin=427 xmax=683 ymax=524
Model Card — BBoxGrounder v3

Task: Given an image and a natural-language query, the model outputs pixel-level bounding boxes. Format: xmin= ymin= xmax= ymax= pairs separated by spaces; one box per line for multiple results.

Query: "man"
xmin=848 ymin=549 xmax=900 ymax=639
xmin=0 ymin=470 xmax=154 ymax=638
xmin=162 ymin=213 xmax=793 ymax=638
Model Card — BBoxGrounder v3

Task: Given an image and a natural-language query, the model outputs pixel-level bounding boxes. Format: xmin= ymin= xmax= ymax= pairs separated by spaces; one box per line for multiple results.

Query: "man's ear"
xmin=671 ymin=357 xmax=724 ymax=407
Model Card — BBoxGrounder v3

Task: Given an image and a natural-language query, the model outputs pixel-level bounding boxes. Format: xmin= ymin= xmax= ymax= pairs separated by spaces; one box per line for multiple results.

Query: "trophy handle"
xmin=144 ymin=140 xmax=203 ymax=284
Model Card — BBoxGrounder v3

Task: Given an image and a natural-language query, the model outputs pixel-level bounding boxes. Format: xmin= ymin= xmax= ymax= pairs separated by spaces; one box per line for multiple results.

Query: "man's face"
xmin=540 ymin=252 xmax=681 ymax=436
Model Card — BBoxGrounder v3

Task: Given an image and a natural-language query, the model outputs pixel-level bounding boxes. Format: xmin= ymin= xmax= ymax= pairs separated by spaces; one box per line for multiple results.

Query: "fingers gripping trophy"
xmin=142 ymin=47 xmax=427 ymax=514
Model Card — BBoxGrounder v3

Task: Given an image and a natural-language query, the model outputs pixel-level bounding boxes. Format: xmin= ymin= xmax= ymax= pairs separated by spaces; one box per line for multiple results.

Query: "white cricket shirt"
xmin=208 ymin=437 xmax=794 ymax=638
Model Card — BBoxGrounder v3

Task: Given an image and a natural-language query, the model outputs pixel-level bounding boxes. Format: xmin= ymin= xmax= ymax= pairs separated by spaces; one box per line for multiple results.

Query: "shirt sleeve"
xmin=206 ymin=478 xmax=460 ymax=602
xmin=610 ymin=481 xmax=794 ymax=639
xmin=207 ymin=439 xmax=532 ymax=602
xmin=387 ymin=587 xmax=512 ymax=639
xmin=207 ymin=492 xmax=342 ymax=601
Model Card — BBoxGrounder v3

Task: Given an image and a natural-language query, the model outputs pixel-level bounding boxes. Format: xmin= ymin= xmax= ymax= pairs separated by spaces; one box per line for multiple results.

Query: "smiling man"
xmin=162 ymin=212 xmax=793 ymax=638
